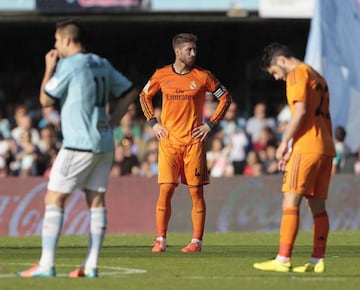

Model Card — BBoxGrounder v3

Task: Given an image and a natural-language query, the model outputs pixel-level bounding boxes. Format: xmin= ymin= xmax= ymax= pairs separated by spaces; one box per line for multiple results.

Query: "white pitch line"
xmin=164 ymin=275 xmax=350 ymax=281
xmin=0 ymin=263 xmax=146 ymax=278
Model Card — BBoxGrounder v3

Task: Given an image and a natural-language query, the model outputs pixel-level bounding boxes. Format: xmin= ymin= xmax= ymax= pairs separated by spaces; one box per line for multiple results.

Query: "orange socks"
xmin=188 ymin=186 xmax=206 ymax=240
xmin=278 ymin=206 xmax=299 ymax=259
xmin=312 ymin=211 xmax=329 ymax=259
xmin=155 ymin=183 xmax=175 ymax=238
xmin=155 ymin=184 xmax=206 ymax=241
xmin=278 ymin=207 xmax=329 ymax=260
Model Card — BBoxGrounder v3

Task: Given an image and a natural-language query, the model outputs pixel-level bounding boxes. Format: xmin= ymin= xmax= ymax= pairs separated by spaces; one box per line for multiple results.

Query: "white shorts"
xmin=47 ymin=148 xmax=114 ymax=194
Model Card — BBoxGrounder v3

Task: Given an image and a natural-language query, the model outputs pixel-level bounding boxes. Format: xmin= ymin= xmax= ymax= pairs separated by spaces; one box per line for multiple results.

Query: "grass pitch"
xmin=0 ymin=231 xmax=358 ymax=290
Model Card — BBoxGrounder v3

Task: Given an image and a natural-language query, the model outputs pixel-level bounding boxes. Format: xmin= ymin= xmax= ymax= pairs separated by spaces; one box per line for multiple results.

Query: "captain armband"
xmin=212 ymin=85 xmax=227 ymax=99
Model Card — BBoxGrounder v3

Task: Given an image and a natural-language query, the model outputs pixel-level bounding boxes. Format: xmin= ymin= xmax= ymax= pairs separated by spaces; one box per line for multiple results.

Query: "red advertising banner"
xmin=0 ymin=177 xmax=158 ymax=236
xmin=36 ymin=0 xmax=148 ymax=11
xmin=0 ymin=175 xmax=359 ymax=236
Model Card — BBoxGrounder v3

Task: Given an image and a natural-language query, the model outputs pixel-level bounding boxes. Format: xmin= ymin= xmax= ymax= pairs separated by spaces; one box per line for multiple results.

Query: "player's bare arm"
xmin=45 ymin=49 xmax=59 ymax=71
xmin=276 ymin=101 xmax=306 ymax=160
xmin=109 ymin=88 xmax=139 ymax=128
xmin=39 ymin=49 xmax=59 ymax=107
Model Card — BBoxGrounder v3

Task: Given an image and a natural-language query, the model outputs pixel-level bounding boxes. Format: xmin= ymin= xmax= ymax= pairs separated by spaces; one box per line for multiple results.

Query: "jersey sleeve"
xmin=287 ymin=68 xmax=308 ymax=105
xmin=205 ymin=71 xmax=232 ymax=128
xmin=139 ymin=69 xmax=161 ymax=122
xmin=45 ymin=59 xmax=72 ymax=99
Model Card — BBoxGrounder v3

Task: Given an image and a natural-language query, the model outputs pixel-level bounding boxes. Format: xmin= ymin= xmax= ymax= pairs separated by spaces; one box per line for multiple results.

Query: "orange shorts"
xmin=158 ymin=139 xmax=209 ymax=186
xmin=282 ymin=153 xmax=332 ymax=199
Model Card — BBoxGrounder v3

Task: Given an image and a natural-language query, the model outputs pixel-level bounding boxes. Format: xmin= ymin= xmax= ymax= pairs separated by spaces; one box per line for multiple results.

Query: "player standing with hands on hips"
xmin=253 ymin=43 xmax=335 ymax=273
xmin=18 ymin=19 xmax=138 ymax=278
xmin=140 ymin=33 xmax=232 ymax=253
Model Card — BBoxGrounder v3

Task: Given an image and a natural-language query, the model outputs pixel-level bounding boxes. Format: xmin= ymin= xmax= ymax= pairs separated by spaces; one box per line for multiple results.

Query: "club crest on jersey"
xmin=190 ymin=81 xmax=197 ymax=90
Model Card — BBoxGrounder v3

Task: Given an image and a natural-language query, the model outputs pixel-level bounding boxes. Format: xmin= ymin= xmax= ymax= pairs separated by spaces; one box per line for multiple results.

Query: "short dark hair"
xmin=335 ymin=126 xmax=346 ymax=142
xmin=172 ymin=33 xmax=198 ymax=49
xmin=56 ymin=19 xmax=84 ymax=44
xmin=260 ymin=42 xmax=294 ymax=70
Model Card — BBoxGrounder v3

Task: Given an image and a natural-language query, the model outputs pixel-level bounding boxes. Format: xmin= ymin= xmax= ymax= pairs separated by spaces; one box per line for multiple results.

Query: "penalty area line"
xmin=0 ymin=263 xmax=146 ymax=278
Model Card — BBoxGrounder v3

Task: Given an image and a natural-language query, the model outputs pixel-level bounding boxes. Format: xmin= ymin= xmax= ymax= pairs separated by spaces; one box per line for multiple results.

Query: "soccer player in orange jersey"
xmin=140 ymin=33 xmax=232 ymax=253
xmin=253 ymin=43 xmax=336 ymax=273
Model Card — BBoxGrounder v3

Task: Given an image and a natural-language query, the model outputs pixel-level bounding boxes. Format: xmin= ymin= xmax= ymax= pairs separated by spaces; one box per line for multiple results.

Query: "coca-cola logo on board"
xmin=0 ymin=182 xmax=89 ymax=236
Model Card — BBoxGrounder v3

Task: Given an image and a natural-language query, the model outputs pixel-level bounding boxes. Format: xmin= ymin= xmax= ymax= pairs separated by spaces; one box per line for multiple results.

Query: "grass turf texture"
xmin=0 ymin=231 xmax=358 ymax=290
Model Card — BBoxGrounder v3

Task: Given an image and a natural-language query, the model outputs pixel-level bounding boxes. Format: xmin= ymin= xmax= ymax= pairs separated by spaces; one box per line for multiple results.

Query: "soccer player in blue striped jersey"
xmin=18 ymin=19 xmax=138 ymax=278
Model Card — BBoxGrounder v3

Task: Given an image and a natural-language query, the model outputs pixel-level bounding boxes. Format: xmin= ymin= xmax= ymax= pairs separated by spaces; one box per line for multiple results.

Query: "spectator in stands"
xmin=252 ymin=126 xmax=277 ymax=152
xmin=332 ymin=126 xmax=350 ymax=174
xmin=133 ymin=159 xmax=152 ymax=177
xmin=38 ymin=125 xmax=61 ymax=154
xmin=113 ymin=108 xmax=142 ymax=155
xmin=0 ymin=133 xmax=11 ymax=176
xmin=217 ymin=102 xmax=244 ymax=144
xmin=145 ymin=149 xmax=159 ymax=176
xmin=354 ymin=147 xmax=360 ymax=175
xmin=276 ymin=103 xmax=291 ymax=142
xmin=134 ymin=149 xmax=158 ymax=177
xmin=261 ymin=145 xmax=279 ymax=175
xmin=9 ymin=103 xmax=28 ymax=128
xmin=118 ymin=136 xmax=140 ymax=176
xmin=246 ymin=102 xmax=276 ymax=147
xmin=137 ymin=137 xmax=158 ymax=161
xmin=138 ymin=138 xmax=159 ymax=176
xmin=110 ymin=142 xmax=124 ymax=177
xmin=0 ymin=157 xmax=6 ymax=177
xmin=42 ymin=145 xmax=59 ymax=178
xmin=0 ymin=111 xmax=11 ymax=139
xmin=11 ymin=131 xmax=41 ymax=177
xmin=141 ymin=106 xmax=161 ymax=143
xmin=203 ymin=91 xmax=217 ymax=123
xmin=37 ymin=125 xmax=62 ymax=175
xmin=206 ymin=136 xmax=234 ymax=177
xmin=216 ymin=101 xmax=248 ymax=174
xmin=11 ymin=113 xmax=40 ymax=146
xmin=38 ymin=105 xmax=61 ymax=130
xmin=243 ymin=150 xmax=263 ymax=176
xmin=228 ymin=130 xmax=249 ymax=174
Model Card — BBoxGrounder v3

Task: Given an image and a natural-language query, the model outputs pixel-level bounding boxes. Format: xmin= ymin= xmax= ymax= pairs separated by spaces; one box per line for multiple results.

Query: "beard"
xmin=278 ymin=65 xmax=288 ymax=81
xmin=179 ymin=55 xmax=195 ymax=67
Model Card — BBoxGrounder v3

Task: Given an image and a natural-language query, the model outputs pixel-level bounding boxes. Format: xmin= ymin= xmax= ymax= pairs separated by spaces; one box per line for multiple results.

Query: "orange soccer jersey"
xmin=286 ymin=63 xmax=335 ymax=157
xmin=140 ymin=65 xmax=231 ymax=145
xmin=282 ymin=64 xmax=335 ymax=196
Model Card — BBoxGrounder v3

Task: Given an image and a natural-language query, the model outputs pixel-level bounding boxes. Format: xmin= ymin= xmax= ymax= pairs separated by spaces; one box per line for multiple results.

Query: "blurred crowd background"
xmin=0 ymin=97 xmax=358 ymax=178
xmin=0 ymin=0 xmax=359 ymax=178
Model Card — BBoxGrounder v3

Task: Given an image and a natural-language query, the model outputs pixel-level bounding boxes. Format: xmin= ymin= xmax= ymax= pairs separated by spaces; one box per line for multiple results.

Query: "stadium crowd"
xmin=0 ymin=97 xmax=358 ymax=178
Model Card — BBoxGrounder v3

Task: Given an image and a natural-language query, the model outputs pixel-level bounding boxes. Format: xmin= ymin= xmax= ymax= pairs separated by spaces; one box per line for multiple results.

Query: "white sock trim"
xmin=276 ymin=255 xmax=290 ymax=263
xmin=191 ymin=238 xmax=202 ymax=244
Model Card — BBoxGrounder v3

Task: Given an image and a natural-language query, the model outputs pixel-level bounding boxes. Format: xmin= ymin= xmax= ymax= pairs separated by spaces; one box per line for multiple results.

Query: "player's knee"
xmin=44 ymin=191 xmax=67 ymax=208
xmin=159 ymin=183 xmax=176 ymax=196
